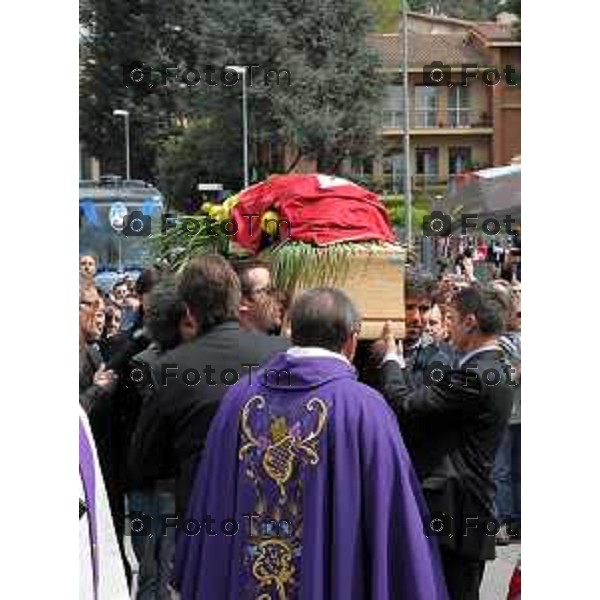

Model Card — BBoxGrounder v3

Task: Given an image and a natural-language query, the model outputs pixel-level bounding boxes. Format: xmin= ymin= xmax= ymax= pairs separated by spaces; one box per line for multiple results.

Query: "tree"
xmin=504 ymin=0 xmax=521 ymax=38
xmin=81 ymin=0 xmax=385 ymax=200
xmin=79 ymin=0 xmax=204 ymax=180
xmin=187 ymin=0 xmax=384 ymax=174
xmin=157 ymin=117 xmax=242 ymax=205
xmin=368 ymin=0 xmax=506 ymax=32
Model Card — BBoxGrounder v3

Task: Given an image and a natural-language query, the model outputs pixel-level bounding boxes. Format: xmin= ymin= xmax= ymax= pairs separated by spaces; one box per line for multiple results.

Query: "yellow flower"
xmin=223 ymin=194 xmax=240 ymax=213
xmin=261 ymin=210 xmax=280 ymax=236
xmin=208 ymin=205 xmax=226 ymax=221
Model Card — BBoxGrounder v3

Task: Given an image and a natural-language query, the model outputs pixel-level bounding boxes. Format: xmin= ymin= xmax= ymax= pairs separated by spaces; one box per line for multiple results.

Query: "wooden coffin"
xmin=288 ymin=244 xmax=406 ymax=340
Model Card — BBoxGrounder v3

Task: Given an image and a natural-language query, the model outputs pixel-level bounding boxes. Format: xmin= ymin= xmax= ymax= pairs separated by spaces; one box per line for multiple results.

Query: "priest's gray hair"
xmin=290 ymin=287 xmax=361 ymax=352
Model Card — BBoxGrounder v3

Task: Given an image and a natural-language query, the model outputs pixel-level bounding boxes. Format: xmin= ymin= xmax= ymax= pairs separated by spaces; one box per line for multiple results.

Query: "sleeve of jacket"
xmin=380 ymin=360 xmax=483 ymax=424
xmin=79 ymin=384 xmax=111 ymax=416
xmin=127 ymin=386 xmax=174 ymax=488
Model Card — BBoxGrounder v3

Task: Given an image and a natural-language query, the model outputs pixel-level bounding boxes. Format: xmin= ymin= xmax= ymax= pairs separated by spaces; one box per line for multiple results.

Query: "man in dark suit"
xmin=128 ymin=255 xmax=289 ymax=515
xmin=379 ymin=285 xmax=515 ymax=600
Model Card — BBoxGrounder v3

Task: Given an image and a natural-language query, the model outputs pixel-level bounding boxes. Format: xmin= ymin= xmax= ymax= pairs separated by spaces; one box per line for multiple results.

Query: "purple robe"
xmin=80 ymin=416 xmax=99 ymax=597
xmin=174 ymin=351 xmax=450 ymax=600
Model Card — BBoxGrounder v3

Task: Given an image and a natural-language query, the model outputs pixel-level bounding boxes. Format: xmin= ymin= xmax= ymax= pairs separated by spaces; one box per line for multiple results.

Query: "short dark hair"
xmin=178 ymin=255 xmax=240 ymax=332
xmin=135 ymin=267 xmax=161 ymax=296
xmin=452 ymin=286 xmax=509 ymax=335
xmin=144 ymin=277 xmax=186 ymax=351
xmin=231 ymin=258 xmax=271 ymax=296
xmin=500 ymin=264 xmax=514 ymax=283
xmin=405 ymin=270 xmax=436 ymax=300
xmin=290 ymin=287 xmax=361 ymax=352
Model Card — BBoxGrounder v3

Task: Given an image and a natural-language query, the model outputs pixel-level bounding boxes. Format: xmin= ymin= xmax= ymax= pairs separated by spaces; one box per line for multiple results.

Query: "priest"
xmin=80 ymin=408 xmax=129 ymax=600
xmin=173 ymin=288 xmax=449 ymax=600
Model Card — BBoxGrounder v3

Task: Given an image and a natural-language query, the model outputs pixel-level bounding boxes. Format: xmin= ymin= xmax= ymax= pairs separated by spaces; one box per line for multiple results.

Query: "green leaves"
xmin=149 ymin=215 xmax=230 ymax=270
xmin=267 ymin=241 xmax=382 ymax=291
xmin=81 ymin=0 xmax=386 ymax=191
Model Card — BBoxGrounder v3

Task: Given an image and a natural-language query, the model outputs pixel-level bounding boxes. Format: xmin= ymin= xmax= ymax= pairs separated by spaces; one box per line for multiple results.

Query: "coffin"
xmin=283 ymin=243 xmax=406 ymax=340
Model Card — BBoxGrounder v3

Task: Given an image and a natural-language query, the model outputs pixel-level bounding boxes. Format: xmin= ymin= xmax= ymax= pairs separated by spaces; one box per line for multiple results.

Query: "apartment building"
xmin=351 ymin=11 xmax=521 ymax=193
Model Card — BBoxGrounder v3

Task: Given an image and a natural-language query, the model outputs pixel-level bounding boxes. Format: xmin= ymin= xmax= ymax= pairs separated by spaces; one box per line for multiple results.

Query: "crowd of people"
xmin=79 ymin=249 xmax=521 ymax=600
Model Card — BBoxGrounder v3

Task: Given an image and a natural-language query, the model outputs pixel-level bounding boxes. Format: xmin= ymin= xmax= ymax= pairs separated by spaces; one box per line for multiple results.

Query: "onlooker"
xmin=90 ymin=270 xmax=161 ymax=587
xmin=111 ymin=280 xmax=129 ymax=307
xmin=80 ymin=254 xmax=97 ymax=280
xmin=462 ymin=248 xmax=476 ymax=282
xmin=127 ymin=277 xmax=189 ymax=600
xmin=104 ymin=303 xmax=123 ymax=339
xmin=494 ymin=286 xmax=521 ymax=543
xmin=128 ymin=255 xmax=290 ymax=514
xmin=425 ymin=303 xmax=446 ymax=346
xmin=79 ymin=287 xmax=116 ymax=415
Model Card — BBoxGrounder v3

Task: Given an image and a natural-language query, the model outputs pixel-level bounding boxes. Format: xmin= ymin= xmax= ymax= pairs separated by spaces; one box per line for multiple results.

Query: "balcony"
xmin=381 ymin=109 xmax=493 ymax=133
xmin=377 ymin=173 xmax=448 ymax=194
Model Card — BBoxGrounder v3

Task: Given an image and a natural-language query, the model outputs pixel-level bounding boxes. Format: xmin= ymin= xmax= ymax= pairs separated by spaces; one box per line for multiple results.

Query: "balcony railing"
xmin=381 ymin=109 xmax=492 ymax=130
xmin=378 ymin=173 xmax=448 ymax=193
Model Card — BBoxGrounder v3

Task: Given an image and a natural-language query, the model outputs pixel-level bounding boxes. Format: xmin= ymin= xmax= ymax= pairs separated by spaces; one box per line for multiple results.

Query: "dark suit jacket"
xmin=128 ymin=321 xmax=290 ymax=514
xmin=380 ymin=347 xmax=514 ymax=561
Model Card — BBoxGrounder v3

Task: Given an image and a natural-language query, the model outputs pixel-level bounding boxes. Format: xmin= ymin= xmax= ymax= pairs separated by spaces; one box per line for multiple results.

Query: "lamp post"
xmin=400 ymin=1 xmax=412 ymax=250
xmin=226 ymin=66 xmax=249 ymax=189
xmin=112 ymin=109 xmax=131 ymax=180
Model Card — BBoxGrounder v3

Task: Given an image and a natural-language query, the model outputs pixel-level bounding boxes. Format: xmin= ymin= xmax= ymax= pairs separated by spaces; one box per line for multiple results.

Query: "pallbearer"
xmin=79 ymin=409 xmax=129 ymax=600
xmin=173 ymin=288 xmax=449 ymax=600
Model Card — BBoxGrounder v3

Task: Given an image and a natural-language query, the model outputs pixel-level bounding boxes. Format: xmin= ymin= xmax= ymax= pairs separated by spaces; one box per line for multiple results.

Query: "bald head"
xmin=290 ymin=288 xmax=361 ymax=353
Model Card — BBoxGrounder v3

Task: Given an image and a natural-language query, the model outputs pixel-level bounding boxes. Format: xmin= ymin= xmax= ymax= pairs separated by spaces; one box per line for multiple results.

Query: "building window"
xmin=350 ymin=157 xmax=373 ymax=177
xmin=413 ymin=86 xmax=439 ymax=127
xmin=382 ymin=152 xmax=404 ymax=193
xmin=416 ymin=147 xmax=439 ymax=183
xmin=382 ymin=85 xmax=404 ymax=128
xmin=448 ymin=86 xmax=470 ymax=127
xmin=449 ymin=146 xmax=472 ymax=174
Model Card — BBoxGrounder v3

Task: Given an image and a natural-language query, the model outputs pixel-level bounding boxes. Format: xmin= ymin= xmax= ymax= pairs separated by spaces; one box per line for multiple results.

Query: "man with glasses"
xmin=233 ymin=258 xmax=284 ymax=335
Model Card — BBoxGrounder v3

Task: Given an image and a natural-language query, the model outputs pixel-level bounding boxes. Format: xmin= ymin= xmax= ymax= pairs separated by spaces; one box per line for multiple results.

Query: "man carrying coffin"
xmin=173 ymin=288 xmax=449 ymax=600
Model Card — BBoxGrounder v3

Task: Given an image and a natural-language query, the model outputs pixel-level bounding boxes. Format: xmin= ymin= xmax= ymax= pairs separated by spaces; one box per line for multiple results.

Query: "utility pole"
xmin=401 ymin=0 xmax=412 ymax=250
xmin=113 ymin=109 xmax=131 ymax=180
xmin=226 ymin=66 xmax=249 ymax=188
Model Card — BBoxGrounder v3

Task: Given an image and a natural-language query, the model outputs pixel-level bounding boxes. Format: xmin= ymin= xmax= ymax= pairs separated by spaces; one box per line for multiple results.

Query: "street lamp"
xmin=400 ymin=1 xmax=412 ymax=250
xmin=113 ymin=109 xmax=131 ymax=180
xmin=225 ymin=66 xmax=249 ymax=189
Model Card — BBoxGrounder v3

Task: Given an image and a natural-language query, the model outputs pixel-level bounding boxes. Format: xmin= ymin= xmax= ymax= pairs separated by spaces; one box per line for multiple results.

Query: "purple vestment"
xmin=174 ymin=352 xmax=450 ymax=600
xmin=80 ymin=416 xmax=98 ymax=597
